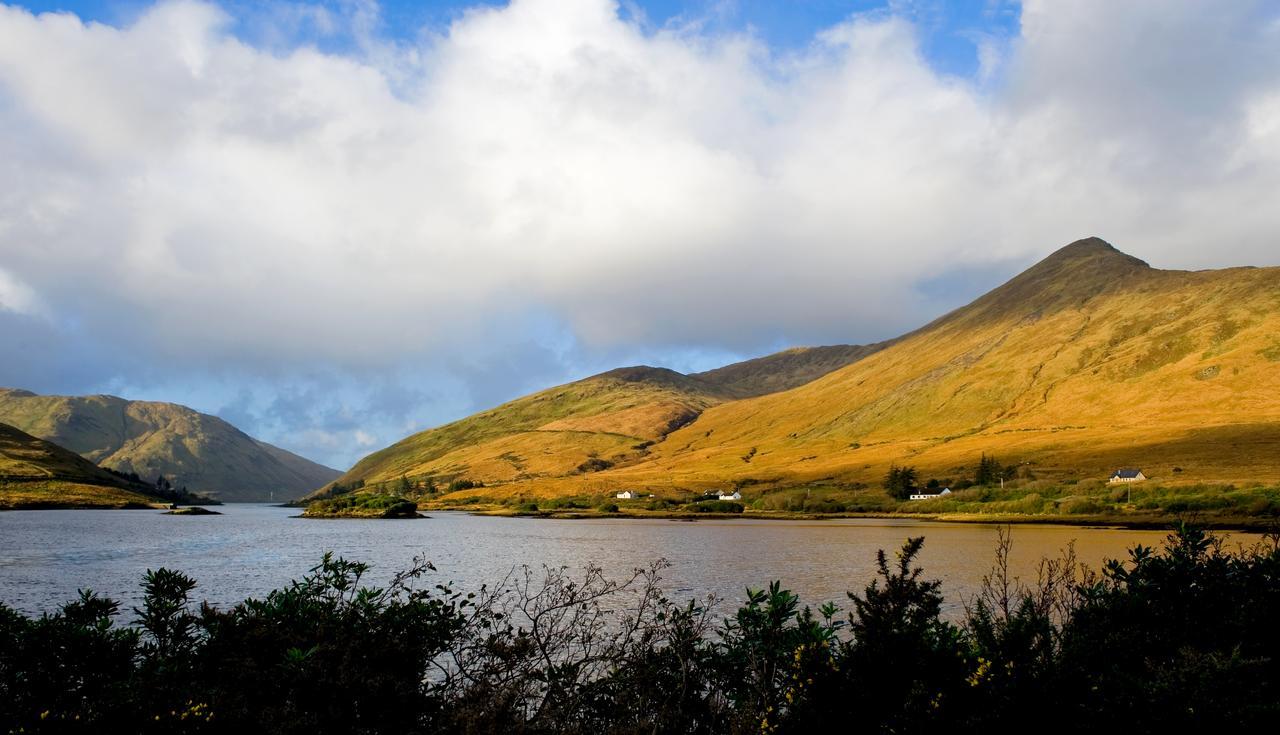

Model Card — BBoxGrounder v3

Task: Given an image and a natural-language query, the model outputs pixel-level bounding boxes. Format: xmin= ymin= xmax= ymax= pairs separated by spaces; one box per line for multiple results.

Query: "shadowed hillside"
xmin=0 ymin=421 xmax=166 ymax=509
xmin=693 ymin=344 xmax=886 ymax=398
xmin=0 ymin=391 xmax=339 ymax=502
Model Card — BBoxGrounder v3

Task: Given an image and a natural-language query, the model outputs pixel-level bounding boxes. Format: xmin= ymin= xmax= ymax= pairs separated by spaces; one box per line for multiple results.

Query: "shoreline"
xmin=455 ymin=506 xmax=1280 ymax=532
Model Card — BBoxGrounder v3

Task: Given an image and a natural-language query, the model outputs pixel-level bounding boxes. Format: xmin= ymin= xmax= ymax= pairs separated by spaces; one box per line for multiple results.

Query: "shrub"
xmin=576 ymin=458 xmax=614 ymax=473
xmin=1058 ymin=496 xmax=1105 ymax=515
xmin=2 ymin=527 xmax=1278 ymax=732
xmin=685 ymin=500 xmax=744 ymax=513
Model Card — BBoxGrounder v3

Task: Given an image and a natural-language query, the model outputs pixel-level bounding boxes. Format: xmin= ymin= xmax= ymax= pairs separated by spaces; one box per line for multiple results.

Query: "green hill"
xmin=0 ymin=421 xmax=167 ymax=509
xmin=0 ymin=391 xmax=339 ymax=502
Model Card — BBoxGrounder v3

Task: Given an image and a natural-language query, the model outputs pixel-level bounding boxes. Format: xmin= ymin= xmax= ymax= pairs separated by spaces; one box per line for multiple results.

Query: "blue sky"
xmin=1 ymin=0 xmax=1278 ymax=470
xmin=13 ymin=0 xmax=1020 ymax=76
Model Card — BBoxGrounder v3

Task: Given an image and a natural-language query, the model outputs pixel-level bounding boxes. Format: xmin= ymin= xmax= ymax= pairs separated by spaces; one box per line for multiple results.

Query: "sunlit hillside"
xmin=559 ymin=238 xmax=1280 ymax=493
xmin=321 ymin=345 xmax=885 ymax=494
xmin=0 ymin=421 xmax=162 ymax=509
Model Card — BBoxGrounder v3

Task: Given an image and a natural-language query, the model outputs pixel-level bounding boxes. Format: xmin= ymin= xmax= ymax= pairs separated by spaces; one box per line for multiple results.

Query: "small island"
xmin=301 ymin=493 xmax=422 ymax=519
xmin=163 ymin=506 xmax=222 ymax=516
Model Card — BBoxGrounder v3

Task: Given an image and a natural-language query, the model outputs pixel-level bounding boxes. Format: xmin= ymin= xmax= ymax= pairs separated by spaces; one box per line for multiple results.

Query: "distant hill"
xmin=0 ymin=391 xmax=339 ymax=502
xmin=0 ymin=421 xmax=165 ymax=509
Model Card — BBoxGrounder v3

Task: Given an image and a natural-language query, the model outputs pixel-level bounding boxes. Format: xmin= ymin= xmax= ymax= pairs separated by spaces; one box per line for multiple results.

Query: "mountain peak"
xmin=928 ymin=238 xmax=1154 ymax=330
xmin=599 ymin=366 xmax=686 ymax=383
xmin=1039 ymin=237 xmax=1149 ymax=269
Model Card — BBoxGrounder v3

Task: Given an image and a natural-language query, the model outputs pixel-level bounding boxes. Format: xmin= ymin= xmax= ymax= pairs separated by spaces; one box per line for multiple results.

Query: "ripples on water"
xmin=0 ymin=505 xmax=1260 ymax=618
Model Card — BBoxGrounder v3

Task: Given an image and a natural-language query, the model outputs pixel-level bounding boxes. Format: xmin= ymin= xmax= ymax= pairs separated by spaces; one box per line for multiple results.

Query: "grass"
xmin=0 ymin=480 xmax=161 ymax=510
xmin=413 ymin=479 xmax=1280 ymax=531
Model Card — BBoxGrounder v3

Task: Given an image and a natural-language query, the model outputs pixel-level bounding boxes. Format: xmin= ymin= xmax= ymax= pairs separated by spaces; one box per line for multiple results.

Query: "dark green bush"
xmin=685 ymin=500 xmax=744 ymax=513
xmin=2 ymin=526 xmax=1278 ymax=733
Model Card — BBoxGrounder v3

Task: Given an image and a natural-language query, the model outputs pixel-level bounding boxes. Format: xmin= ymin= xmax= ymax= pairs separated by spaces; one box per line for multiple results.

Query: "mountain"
xmin=0 ymin=390 xmax=339 ymax=502
xmin=326 ymin=237 xmax=1280 ymax=505
xmin=579 ymin=237 xmax=1280 ymax=493
xmin=0 ymin=421 xmax=165 ymax=509
xmin=319 ymin=345 xmax=881 ymax=495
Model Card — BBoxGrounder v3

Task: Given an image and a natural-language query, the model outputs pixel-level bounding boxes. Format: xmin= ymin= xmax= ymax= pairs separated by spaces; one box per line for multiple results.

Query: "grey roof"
xmin=1112 ymin=468 xmax=1144 ymax=478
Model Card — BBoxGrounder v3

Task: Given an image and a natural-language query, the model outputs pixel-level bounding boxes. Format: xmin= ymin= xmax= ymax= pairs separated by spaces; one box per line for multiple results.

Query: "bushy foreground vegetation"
xmin=4 ymin=526 xmax=1277 ymax=733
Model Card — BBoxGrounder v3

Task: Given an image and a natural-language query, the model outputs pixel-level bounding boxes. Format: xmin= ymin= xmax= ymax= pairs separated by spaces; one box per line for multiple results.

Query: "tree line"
xmin=884 ymin=453 xmax=1019 ymax=499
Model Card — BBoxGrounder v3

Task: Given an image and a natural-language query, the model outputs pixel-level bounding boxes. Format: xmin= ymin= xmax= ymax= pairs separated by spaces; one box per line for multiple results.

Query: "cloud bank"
xmin=0 ymin=0 xmax=1277 ymax=468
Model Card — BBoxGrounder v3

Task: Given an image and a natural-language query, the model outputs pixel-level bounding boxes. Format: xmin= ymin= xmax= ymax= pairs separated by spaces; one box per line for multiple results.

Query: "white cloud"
xmin=0 ymin=268 xmax=43 ymax=315
xmin=0 ymin=0 xmax=1278 ymax=465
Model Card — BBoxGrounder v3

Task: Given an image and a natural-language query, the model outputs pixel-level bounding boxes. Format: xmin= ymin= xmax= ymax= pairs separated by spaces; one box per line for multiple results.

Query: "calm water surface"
xmin=0 ymin=505 xmax=1262 ymax=617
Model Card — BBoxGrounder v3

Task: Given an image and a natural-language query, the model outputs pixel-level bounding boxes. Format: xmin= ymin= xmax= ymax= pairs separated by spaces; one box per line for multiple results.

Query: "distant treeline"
xmin=2 ymin=525 xmax=1277 ymax=733
xmin=105 ymin=468 xmax=219 ymax=506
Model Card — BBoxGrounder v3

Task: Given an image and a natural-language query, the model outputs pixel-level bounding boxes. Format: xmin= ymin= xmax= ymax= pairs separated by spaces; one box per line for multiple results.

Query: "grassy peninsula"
xmin=0 ymin=421 xmax=214 ymax=510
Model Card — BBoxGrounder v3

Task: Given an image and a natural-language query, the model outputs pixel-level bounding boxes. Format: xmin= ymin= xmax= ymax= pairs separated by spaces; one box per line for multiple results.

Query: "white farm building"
xmin=1108 ymin=469 xmax=1147 ymax=484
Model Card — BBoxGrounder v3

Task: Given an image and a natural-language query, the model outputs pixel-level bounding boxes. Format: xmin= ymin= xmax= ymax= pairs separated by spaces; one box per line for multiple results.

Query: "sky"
xmin=0 ymin=1 xmax=1278 ymax=470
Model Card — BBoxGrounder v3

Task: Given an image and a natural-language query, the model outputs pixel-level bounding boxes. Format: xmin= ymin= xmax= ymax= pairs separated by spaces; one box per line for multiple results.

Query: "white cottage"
xmin=616 ymin=490 xmax=638 ymax=499
xmin=718 ymin=490 xmax=743 ymax=501
xmin=1108 ymin=469 xmax=1147 ymax=484
xmin=909 ymin=488 xmax=952 ymax=501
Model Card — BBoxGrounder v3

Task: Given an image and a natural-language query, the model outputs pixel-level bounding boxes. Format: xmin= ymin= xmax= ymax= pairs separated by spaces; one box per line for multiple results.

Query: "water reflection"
xmin=0 ymin=505 xmax=1261 ymax=619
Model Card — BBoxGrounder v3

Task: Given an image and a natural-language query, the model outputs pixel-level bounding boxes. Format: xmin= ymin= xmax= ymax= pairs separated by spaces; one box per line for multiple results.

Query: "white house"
xmin=616 ymin=490 xmax=638 ymax=499
xmin=909 ymin=488 xmax=952 ymax=501
xmin=1108 ymin=469 xmax=1147 ymax=484
xmin=718 ymin=490 xmax=743 ymax=501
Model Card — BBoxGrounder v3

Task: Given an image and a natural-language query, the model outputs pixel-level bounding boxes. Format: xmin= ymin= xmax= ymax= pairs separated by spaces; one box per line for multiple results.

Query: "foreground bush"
xmin=1 ymin=525 xmax=1277 ymax=733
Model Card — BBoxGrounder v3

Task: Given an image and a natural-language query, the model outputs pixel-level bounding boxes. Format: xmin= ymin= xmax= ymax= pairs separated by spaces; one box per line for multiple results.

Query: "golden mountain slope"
xmin=565 ymin=238 xmax=1280 ymax=494
xmin=326 ymin=367 xmax=732 ymax=491
xmin=324 ymin=344 xmax=884 ymax=494
xmin=0 ymin=390 xmax=339 ymax=502
xmin=0 ymin=421 xmax=163 ymax=509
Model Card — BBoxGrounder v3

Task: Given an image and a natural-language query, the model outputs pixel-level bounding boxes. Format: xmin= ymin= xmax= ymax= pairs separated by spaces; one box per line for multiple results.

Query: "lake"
xmin=0 ymin=505 xmax=1262 ymax=618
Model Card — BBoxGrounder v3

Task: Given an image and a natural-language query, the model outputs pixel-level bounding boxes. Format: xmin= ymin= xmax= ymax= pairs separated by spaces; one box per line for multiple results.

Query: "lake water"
xmin=0 ymin=505 xmax=1263 ymax=618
